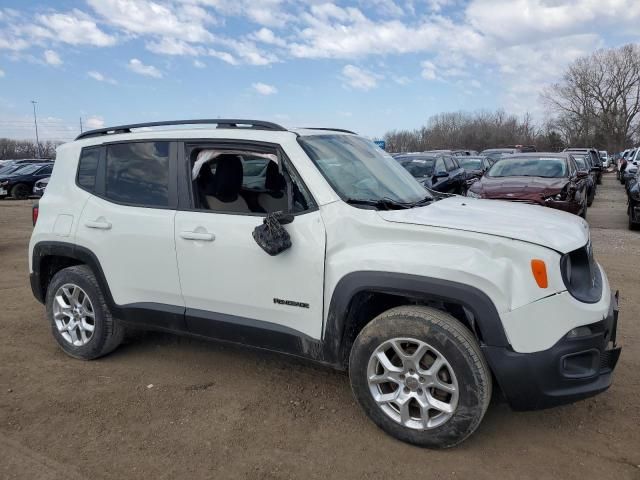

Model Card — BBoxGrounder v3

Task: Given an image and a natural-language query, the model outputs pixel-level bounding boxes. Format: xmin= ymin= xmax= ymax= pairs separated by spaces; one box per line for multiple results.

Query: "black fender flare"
xmin=322 ymin=271 xmax=510 ymax=365
xmin=30 ymin=241 xmax=117 ymax=310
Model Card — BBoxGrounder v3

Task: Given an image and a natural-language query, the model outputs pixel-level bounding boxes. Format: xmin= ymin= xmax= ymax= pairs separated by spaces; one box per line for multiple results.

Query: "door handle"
xmin=85 ymin=220 xmax=112 ymax=230
xmin=180 ymin=231 xmax=215 ymax=241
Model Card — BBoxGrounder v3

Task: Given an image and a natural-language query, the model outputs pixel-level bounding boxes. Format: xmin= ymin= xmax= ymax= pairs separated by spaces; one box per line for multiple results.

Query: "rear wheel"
xmin=349 ymin=306 xmax=492 ymax=448
xmin=46 ymin=265 xmax=124 ymax=360
xmin=10 ymin=183 xmax=29 ymax=200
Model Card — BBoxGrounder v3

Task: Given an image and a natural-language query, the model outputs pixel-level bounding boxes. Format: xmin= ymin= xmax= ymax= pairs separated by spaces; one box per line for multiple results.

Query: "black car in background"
xmin=457 ymin=156 xmax=492 ymax=188
xmin=393 ymin=153 xmax=466 ymax=194
xmin=564 ymin=148 xmax=602 ymax=184
xmin=627 ymin=171 xmax=640 ymax=230
xmin=33 ymin=177 xmax=50 ymax=197
xmin=571 ymin=153 xmax=596 ymax=206
xmin=0 ymin=162 xmax=53 ymax=199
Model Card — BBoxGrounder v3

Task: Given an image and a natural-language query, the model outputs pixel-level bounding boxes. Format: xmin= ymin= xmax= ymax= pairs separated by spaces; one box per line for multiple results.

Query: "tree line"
xmin=385 ymin=43 xmax=640 ymax=154
xmin=0 ymin=138 xmax=60 ymax=160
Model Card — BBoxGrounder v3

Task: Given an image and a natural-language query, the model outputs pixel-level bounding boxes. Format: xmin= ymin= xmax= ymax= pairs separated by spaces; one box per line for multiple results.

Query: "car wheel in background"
xmin=10 ymin=183 xmax=30 ymax=200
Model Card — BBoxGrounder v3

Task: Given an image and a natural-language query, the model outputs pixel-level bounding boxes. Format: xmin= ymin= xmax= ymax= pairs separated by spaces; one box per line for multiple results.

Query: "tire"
xmin=45 ymin=265 xmax=124 ymax=360
xmin=10 ymin=183 xmax=30 ymax=200
xmin=349 ymin=306 xmax=492 ymax=448
xmin=580 ymin=205 xmax=587 ymax=219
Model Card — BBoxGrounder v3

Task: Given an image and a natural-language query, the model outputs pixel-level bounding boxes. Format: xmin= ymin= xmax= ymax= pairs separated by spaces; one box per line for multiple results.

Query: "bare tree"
xmin=0 ymin=138 xmax=60 ymax=160
xmin=543 ymin=44 xmax=640 ymax=151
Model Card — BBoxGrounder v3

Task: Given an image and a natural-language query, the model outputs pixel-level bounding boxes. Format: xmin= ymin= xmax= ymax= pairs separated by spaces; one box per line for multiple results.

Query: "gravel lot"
xmin=1 ymin=174 xmax=639 ymax=479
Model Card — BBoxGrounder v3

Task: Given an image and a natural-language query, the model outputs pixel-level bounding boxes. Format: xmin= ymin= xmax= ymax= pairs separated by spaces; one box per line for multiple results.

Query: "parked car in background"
xmin=457 ymin=156 xmax=491 ymax=189
xmin=33 ymin=177 xmax=50 ymax=197
xmin=481 ymin=145 xmax=536 ymax=159
xmin=599 ymin=151 xmax=609 ymax=168
xmin=467 ymin=153 xmax=589 ymax=217
xmin=0 ymin=162 xmax=53 ymax=199
xmin=622 ymin=150 xmax=639 ymax=188
xmin=627 ymin=171 xmax=640 ymax=230
xmin=394 ymin=153 xmax=466 ymax=194
xmin=571 ymin=154 xmax=596 ymax=206
xmin=451 ymin=149 xmax=479 ymax=156
xmin=564 ymin=148 xmax=602 ymax=184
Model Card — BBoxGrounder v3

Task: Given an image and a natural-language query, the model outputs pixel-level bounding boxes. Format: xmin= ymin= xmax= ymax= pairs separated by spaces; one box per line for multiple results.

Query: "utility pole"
xmin=31 ymin=100 xmax=40 ymax=158
xmin=80 ymin=116 xmax=83 ymax=133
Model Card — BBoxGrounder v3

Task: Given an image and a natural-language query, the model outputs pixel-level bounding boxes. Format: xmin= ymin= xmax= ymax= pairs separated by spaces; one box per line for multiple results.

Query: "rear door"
xmin=76 ymin=141 xmax=185 ymax=329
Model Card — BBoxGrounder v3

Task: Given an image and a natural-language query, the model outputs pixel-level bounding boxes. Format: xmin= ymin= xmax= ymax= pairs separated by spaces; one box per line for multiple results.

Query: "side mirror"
xmin=577 ymin=171 xmax=589 ymax=179
xmin=434 ymin=171 xmax=449 ymax=178
xmin=252 ymin=212 xmax=293 ymax=256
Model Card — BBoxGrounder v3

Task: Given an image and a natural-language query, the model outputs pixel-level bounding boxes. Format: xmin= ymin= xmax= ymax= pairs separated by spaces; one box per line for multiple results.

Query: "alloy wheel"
xmin=367 ymin=337 xmax=459 ymax=430
xmin=52 ymin=284 xmax=96 ymax=346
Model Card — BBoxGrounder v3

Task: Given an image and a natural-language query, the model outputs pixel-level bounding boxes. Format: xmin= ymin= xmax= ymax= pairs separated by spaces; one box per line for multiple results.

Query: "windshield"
xmin=0 ymin=164 xmax=21 ymax=176
xmin=573 ymin=155 xmax=587 ymax=170
xmin=457 ymin=157 xmax=483 ymax=171
xmin=395 ymin=156 xmax=436 ymax=177
xmin=10 ymin=164 xmax=41 ymax=176
xmin=487 ymin=157 xmax=568 ymax=178
xmin=299 ymin=135 xmax=429 ymax=204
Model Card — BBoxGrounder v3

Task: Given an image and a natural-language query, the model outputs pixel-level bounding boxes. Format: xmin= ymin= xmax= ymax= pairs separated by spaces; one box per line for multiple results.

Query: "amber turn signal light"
xmin=531 ymin=259 xmax=548 ymax=288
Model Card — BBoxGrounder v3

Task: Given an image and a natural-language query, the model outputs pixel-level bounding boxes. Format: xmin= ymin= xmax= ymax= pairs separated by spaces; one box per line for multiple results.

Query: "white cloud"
xmin=128 ymin=58 xmax=162 ymax=78
xmin=250 ymin=28 xmax=286 ymax=47
xmin=341 ymin=65 xmax=380 ymax=90
xmin=87 ymin=0 xmax=213 ymax=43
xmin=33 ymin=9 xmax=116 ymax=47
xmin=252 ymin=82 xmax=277 ymax=95
xmin=146 ymin=37 xmax=201 ymax=56
xmin=208 ymin=49 xmax=238 ymax=65
xmin=44 ymin=49 xmax=62 ymax=66
xmin=421 ymin=61 xmax=437 ymax=80
xmin=193 ymin=59 xmax=206 ymax=68
xmin=88 ymin=70 xmax=117 ymax=84
xmin=85 ymin=116 xmax=105 ymax=129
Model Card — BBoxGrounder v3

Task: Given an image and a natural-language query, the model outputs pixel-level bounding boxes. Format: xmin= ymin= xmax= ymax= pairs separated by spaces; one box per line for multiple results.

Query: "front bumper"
xmin=482 ymin=291 xmax=621 ymax=411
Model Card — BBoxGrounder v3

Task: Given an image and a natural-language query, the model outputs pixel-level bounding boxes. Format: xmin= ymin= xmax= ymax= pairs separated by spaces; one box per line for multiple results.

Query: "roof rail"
xmin=300 ymin=127 xmax=358 ymax=135
xmin=75 ymin=119 xmax=287 ymax=140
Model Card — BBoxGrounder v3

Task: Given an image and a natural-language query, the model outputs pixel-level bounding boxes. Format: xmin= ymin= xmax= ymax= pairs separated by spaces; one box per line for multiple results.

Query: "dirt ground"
xmin=1 ymin=174 xmax=639 ymax=480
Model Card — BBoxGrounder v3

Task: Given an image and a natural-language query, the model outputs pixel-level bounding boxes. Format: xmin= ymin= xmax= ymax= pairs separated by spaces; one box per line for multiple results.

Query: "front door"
xmin=174 ymin=144 xmax=326 ymax=341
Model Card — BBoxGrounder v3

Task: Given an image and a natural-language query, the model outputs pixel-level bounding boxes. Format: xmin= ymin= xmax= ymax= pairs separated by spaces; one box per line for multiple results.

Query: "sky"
xmin=0 ymin=0 xmax=639 ymax=142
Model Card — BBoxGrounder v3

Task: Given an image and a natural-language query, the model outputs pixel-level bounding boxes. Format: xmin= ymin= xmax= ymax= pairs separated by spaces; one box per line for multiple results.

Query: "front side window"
xmin=190 ymin=147 xmax=314 ymax=215
xmin=298 ymin=134 xmax=428 ymax=204
xmin=444 ymin=157 xmax=456 ymax=171
xmin=458 ymin=157 xmax=483 ymax=171
xmin=106 ymin=141 xmax=169 ymax=207
xmin=487 ymin=157 xmax=568 ymax=178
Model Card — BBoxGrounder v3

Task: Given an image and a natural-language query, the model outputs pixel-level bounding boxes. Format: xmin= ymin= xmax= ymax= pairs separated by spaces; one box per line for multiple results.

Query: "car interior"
xmin=190 ymin=148 xmax=294 ymax=214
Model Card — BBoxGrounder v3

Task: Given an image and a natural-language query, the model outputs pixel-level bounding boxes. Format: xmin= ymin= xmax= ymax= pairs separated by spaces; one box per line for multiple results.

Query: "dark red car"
xmin=466 ymin=153 xmax=589 ymax=217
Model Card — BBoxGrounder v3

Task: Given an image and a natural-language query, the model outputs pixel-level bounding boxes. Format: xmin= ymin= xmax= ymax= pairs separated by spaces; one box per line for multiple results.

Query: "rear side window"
xmin=105 ymin=142 xmax=169 ymax=207
xmin=78 ymin=147 xmax=100 ymax=191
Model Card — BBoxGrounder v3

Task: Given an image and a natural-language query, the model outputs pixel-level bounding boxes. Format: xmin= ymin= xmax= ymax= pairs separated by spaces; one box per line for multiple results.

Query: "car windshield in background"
xmin=457 ymin=157 xmax=483 ymax=171
xmin=487 ymin=157 xmax=568 ymax=178
xmin=573 ymin=155 xmax=588 ymax=170
xmin=395 ymin=156 xmax=436 ymax=177
xmin=298 ymin=135 xmax=429 ymax=205
xmin=8 ymin=164 xmax=41 ymax=176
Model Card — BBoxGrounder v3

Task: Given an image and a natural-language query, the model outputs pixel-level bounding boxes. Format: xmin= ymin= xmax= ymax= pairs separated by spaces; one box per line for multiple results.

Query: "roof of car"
xmin=503 ymin=152 xmax=571 ymax=159
xmin=74 ymin=119 xmax=357 ymax=143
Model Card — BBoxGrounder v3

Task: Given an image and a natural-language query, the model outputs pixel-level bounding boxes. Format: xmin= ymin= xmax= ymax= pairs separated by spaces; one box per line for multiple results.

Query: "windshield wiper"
xmin=345 ymin=195 xmax=433 ymax=210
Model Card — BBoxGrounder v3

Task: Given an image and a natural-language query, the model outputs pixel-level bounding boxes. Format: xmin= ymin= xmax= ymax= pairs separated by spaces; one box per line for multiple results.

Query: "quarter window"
xmin=105 ymin=142 xmax=170 ymax=207
xmin=77 ymin=148 xmax=100 ymax=191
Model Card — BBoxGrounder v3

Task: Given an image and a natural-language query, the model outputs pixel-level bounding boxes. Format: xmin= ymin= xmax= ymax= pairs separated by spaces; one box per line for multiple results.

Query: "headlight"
xmin=466 ymin=190 xmax=481 ymax=198
xmin=0 ymin=180 xmax=7 ymax=187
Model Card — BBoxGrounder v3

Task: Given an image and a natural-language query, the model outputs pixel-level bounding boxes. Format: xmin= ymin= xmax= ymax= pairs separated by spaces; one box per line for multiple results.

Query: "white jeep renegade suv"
xmin=29 ymin=119 xmax=621 ymax=448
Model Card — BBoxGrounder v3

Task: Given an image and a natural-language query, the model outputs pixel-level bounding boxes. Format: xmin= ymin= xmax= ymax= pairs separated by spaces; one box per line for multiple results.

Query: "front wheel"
xmin=46 ymin=265 xmax=124 ymax=360
xmin=349 ymin=306 xmax=492 ymax=448
xmin=10 ymin=183 xmax=30 ymax=199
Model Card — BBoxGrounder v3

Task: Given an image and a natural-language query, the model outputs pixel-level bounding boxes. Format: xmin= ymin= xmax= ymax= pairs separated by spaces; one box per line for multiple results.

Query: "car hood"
xmin=473 ymin=176 xmax=567 ymax=198
xmin=378 ymin=196 xmax=589 ymax=253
